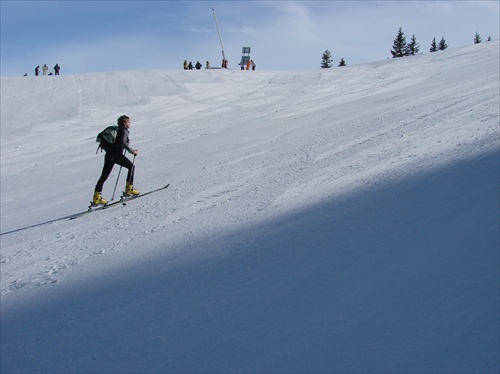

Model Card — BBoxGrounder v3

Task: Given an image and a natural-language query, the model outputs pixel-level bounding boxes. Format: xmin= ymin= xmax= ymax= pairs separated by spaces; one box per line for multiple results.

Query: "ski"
xmin=69 ymin=184 xmax=170 ymax=220
xmin=1 ymin=185 xmax=170 ymax=235
xmin=121 ymin=183 xmax=170 ymax=205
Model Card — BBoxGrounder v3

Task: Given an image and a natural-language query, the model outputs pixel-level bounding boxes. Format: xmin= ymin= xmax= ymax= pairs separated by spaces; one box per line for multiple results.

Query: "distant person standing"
xmin=205 ymin=61 xmax=211 ymax=69
xmin=188 ymin=62 xmax=193 ymax=70
xmin=251 ymin=60 xmax=256 ymax=70
xmin=35 ymin=66 xmax=40 ymax=76
xmin=183 ymin=60 xmax=188 ymax=70
xmin=54 ymin=63 xmax=60 ymax=75
xmin=42 ymin=64 xmax=48 ymax=75
xmin=195 ymin=61 xmax=202 ymax=70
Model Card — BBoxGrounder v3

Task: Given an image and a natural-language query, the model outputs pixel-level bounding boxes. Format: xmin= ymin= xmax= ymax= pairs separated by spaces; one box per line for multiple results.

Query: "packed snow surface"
xmin=1 ymin=41 xmax=499 ymax=373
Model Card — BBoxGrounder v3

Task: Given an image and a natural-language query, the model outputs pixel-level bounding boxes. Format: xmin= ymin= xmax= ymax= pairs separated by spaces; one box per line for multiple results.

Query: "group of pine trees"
xmin=391 ymin=28 xmax=423 ymax=57
xmin=321 ymin=50 xmax=346 ymax=69
xmin=321 ymin=28 xmax=492 ymax=68
xmin=473 ymin=31 xmax=491 ymax=44
xmin=391 ymin=28 xmax=492 ymax=57
xmin=391 ymin=27 xmax=449 ymax=57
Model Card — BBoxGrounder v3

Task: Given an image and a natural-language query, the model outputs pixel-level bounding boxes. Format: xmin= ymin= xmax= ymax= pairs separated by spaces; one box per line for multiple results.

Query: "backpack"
xmin=96 ymin=125 xmax=118 ymax=153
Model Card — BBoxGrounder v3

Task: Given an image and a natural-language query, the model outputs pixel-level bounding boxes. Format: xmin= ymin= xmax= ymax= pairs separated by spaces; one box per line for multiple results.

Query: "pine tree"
xmin=438 ymin=37 xmax=448 ymax=51
xmin=391 ymin=27 xmax=407 ymax=58
xmin=406 ymin=34 xmax=420 ymax=55
xmin=430 ymin=38 xmax=438 ymax=52
xmin=474 ymin=31 xmax=482 ymax=44
xmin=321 ymin=49 xmax=333 ymax=69
xmin=338 ymin=58 xmax=346 ymax=67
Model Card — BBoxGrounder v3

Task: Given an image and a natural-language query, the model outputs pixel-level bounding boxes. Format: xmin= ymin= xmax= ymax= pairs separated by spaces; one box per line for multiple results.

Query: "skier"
xmin=35 ymin=66 xmax=40 ymax=76
xmin=195 ymin=61 xmax=202 ymax=70
xmin=183 ymin=60 xmax=188 ymax=70
xmin=251 ymin=60 xmax=256 ymax=70
xmin=42 ymin=64 xmax=48 ymax=75
xmin=54 ymin=63 xmax=60 ymax=75
xmin=205 ymin=61 xmax=211 ymax=69
xmin=93 ymin=115 xmax=139 ymax=206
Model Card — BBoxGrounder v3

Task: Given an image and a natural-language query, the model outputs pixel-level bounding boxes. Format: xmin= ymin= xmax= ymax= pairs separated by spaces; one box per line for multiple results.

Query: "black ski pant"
xmin=95 ymin=151 xmax=135 ymax=193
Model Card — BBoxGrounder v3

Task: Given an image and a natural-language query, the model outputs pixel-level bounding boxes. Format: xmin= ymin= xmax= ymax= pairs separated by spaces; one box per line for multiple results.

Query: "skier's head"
xmin=117 ymin=115 xmax=130 ymax=128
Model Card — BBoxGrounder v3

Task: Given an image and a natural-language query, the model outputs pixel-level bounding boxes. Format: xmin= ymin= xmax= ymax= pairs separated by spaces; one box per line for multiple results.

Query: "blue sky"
xmin=1 ymin=1 xmax=499 ymax=76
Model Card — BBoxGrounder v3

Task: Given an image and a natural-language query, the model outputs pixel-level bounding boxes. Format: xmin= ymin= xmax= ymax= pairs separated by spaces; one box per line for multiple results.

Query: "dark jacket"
xmin=111 ymin=126 xmax=135 ymax=155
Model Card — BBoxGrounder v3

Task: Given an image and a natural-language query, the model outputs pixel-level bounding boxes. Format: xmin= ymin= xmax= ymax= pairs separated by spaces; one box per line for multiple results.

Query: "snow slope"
xmin=1 ymin=41 xmax=499 ymax=373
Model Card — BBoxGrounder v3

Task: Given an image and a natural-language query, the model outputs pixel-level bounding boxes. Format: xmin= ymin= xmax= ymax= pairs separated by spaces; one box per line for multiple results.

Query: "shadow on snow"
xmin=2 ymin=149 xmax=499 ymax=373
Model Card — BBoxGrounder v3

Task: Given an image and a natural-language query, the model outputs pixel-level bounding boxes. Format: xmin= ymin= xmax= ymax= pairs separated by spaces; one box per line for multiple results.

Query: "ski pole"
xmin=129 ymin=154 xmax=136 ymax=189
xmin=111 ymin=166 xmax=123 ymax=201
xmin=111 ymin=150 xmax=127 ymax=201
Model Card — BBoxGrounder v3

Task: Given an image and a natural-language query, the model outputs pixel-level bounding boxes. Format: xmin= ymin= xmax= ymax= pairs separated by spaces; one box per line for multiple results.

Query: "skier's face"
xmin=124 ymin=119 xmax=131 ymax=129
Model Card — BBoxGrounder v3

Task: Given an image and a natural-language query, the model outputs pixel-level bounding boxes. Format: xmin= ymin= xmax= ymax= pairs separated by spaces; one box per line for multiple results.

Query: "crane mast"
xmin=212 ymin=8 xmax=227 ymax=66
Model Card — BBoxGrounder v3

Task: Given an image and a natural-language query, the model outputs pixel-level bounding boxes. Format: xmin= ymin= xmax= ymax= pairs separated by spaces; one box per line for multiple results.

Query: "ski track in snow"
xmin=1 ymin=41 xmax=499 ymax=373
